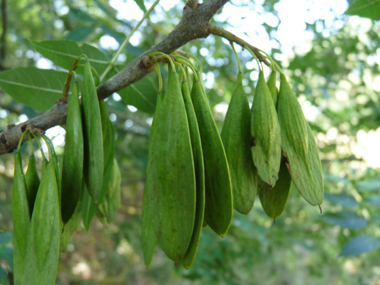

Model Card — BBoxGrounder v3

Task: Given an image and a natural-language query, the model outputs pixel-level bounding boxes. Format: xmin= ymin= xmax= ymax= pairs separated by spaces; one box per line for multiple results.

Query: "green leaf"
xmin=117 ymin=72 xmax=158 ymax=114
xmin=357 ymin=179 xmax=380 ymax=192
xmin=31 ymin=40 xmax=109 ymax=75
xmin=373 ymin=213 xmax=380 ymax=224
xmin=0 ymin=233 xmax=12 ymax=249
xmin=344 ymin=0 xmax=380 ymax=20
xmin=366 ymin=195 xmax=380 ymax=207
xmin=0 ymin=67 xmax=67 ymax=111
xmin=69 ymin=7 xmax=97 ymax=23
xmin=66 ymin=26 xmax=96 ymax=41
xmin=340 ymin=235 xmax=380 ymax=256
xmin=324 ymin=194 xmax=358 ymax=208
xmin=133 ymin=0 xmax=147 ymax=12
xmin=94 ymin=0 xmax=113 ymax=16
xmin=321 ymin=212 xmax=367 ymax=229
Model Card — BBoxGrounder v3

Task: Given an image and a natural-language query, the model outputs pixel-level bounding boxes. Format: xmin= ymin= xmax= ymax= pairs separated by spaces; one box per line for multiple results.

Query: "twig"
xmin=208 ymin=25 xmax=271 ymax=66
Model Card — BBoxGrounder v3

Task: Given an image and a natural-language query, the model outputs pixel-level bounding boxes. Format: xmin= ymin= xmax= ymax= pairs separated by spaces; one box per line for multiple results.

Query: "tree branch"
xmin=0 ymin=0 xmax=270 ymax=155
xmin=0 ymin=0 xmax=7 ymax=70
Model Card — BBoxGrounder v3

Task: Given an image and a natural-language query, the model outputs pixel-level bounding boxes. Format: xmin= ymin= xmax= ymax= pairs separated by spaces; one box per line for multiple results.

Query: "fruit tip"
xmin=318 ymin=205 xmax=322 ymax=214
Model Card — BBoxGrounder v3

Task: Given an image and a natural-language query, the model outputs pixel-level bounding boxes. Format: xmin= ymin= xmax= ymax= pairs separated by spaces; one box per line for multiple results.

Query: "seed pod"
xmin=98 ymin=158 xmax=121 ymax=223
xmin=277 ymin=74 xmax=323 ymax=206
xmin=25 ymin=160 xmax=60 ymax=284
xmin=43 ymin=135 xmax=60 ymax=198
xmin=267 ymin=70 xmax=278 ymax=106
xmin=147 ymin=63 xmax=196 ymax=262
xmin=221 ymin=72 xmax=257 ymax=215
xmin=191 ymin=76 xmax=233 ymax=237
xmin=181 ymin=78 xmax=205 ymax=269
xmin=82 ymin=59 xmax=104 ymax=203
xmin=142 ymin=89 xmax=164 ymax=268
xmin=25 ymin=151 xmax=40 ymax=216
xmin=258 ymin=156 xmax=292 ymax=219
xmin=61 ymin=77 xmax=84 ymax=224
xmin=12 ymin=151 xmax=30 ymax=285
xmin=251 ymin=71 xmax=282 ymax=187
xmin=60 ymin=197 xmax=82 ymax=252
xmin=96 ymin=100 xmax=116 ymax=206
xmin=81 ymin=180 xmax=97 ymax=232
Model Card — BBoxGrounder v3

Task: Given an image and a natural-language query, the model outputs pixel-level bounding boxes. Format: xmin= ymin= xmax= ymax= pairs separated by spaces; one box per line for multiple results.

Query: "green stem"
xmin=189 ymin=54 xmax=202 ymax=71
xmin=174 ymin=61 xmax=186 ymax=81
xmin=245 ymin=45 xmax=263 ymax=73
xmin=153 ymin=62 xmax=163 ymax=93
xmin=16 ymin=130 xmax=28 ymax=152
xmin=61 ymin=54 xmax=88 ymax=103
xmin=28 ymin=133 xmax=34 ymax=154
xmin=40 ymin=134 xmax=53 ymax=161
xmin=273 ymin=61 xmax=284 ymax=75
xmin=100 ymin=0 xmax=160 ymax=82
xmin=149 ymin=52 xmax=176 ymax=71
xmin=230 ymin=42 xmax=242 ymax=73
xmin=258 ymin=49 xmax=276 ymax=71
xmin=31 ymin=132 xmax=47 ymax=161
xmin=175 ymin=59 xmax=198 ymax=80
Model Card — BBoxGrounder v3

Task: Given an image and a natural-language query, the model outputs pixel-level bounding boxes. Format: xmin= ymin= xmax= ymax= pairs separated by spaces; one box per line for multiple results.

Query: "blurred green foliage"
xmin=1 ymin=0 xmax=380 ymax=284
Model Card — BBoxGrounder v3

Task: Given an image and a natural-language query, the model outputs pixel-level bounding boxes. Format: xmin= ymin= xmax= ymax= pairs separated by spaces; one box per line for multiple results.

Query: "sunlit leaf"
xmin=133 ymin=0 xmax=147 ymax=12
xmin=344 ymin=0 xmax=380 ymax=20
xmin=66 ymin=26 xmax=96 ymax=42
xmin=366 ymin=195 xmax=380 ymax=207
xmin=31 ymin=40 xmax=109 ymax=74
xmin=340 ymin=235 xmax=380 ymax=256
xmin=324 ymin=193 xmax=358 ymax=208
xmin=69 ymin=7 xmax=96 ymax=23
xmin=0 ymin=67 xmax=67 ymax=111
xmin=117 ymin=72 xmax=158 ymax=114
xmin=321 ymin=212 xmax=367 ymax=229
xmin=357 ymin=179 xmax=380 ymax=192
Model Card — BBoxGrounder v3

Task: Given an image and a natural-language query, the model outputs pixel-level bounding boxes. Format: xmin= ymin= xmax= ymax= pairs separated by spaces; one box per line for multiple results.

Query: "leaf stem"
xmin=230 ymin=42 xmax=242 ymax=74
xmin=245 ymin=45 xmax=263 ymax=73
xmin=153 ymin=62 xmax=163 ymax=94
xmin=99 ymin=0 xmax=161 ymax=82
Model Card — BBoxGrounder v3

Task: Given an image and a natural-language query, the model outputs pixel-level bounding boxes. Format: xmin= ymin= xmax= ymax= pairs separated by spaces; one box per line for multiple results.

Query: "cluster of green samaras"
xmin=11 ymin=58 xmax=121 ymax=285
xmin=142 ymin=49 xmax=324 ymax=269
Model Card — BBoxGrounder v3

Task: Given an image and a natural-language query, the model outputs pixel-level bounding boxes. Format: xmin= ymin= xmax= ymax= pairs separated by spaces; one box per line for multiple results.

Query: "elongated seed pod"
xmin=251 ymin=71 xmax=282 ymax=187
xmin=147 ymin=64 xmax=196 ymax=262
xmin=142 ymin=90 xmax=164 ymax=268
xmin=277 ymin=74 xmax=323 ymax=206
xmin=258 ymin=156 xmax=292 ymax=219
xmin=61 ymin=77 xmax=84 ymax=224
xmin=267 ymin=71 xmax=278 ymax=106
xmin=25 ymin=152 xmax=40 ymax=216
xmin=81 ymin=180 xmax=97 ymax=232
xmin=191 ymin=77 xmax=233 ymax=237
xmin=97 ymin=100 xmax=116 ymax=206
xmin=181 ymin=78 xmax=205 ymax=269
xmin=12 ymin=152 xmax=30 ymax=285
xmin=82 ymin=60 xmax=104 ymax=202
xmin=25 ymin=160 xmax=60 ymax=285
xmin=221 ymin=72 xmax=257 ymax=215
